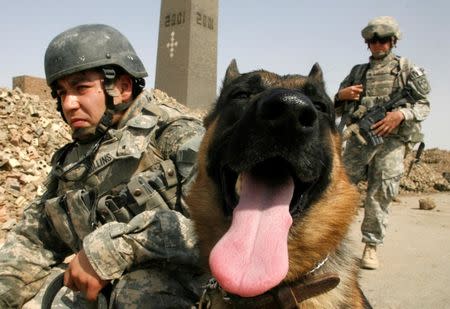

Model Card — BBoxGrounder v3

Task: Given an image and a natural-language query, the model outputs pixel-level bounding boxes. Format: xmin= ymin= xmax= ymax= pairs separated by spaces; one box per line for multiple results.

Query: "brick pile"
xmin=401 ymin=151 xmax=450 ymax=193
xmin=0 ymin=87 xmax=71 ymax=240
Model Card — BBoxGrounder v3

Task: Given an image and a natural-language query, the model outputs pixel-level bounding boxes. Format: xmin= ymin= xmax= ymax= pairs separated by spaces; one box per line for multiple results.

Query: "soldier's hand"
xmin=337 ymin=84 xmax=363 ymax=101
xmin=372 ymin=111 xmax=405 ymax=137
xmin=64 ymin=249 xmax=109 ymax=301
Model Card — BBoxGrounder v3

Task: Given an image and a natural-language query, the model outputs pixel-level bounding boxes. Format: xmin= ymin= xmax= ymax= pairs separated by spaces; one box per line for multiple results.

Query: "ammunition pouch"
xmin=45 ymin=160 xmax=179 ymax=250
xmin=45 ymin=189 xmax=95 ymax=252
xmin=95 ymin=159 xmax=179 ymax=224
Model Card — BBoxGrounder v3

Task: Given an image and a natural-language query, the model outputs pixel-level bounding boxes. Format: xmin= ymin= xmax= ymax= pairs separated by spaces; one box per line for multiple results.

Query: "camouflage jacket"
xmin=335 ymin=52 xmax=431 ymax=144
xmin=0 ymin=89 xmax=205 ymax=308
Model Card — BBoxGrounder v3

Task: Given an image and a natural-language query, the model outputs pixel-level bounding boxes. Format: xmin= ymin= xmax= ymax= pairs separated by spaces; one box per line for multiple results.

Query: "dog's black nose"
xmin=256 ymin=89 xmax=317 ymax=133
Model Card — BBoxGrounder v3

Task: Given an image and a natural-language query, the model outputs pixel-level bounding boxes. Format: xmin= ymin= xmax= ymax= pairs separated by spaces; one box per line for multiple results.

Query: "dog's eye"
xmin=313 ymin=101 xmax=329 ymax=113
xmin=232 ymin=91 xmax=250 ymax=100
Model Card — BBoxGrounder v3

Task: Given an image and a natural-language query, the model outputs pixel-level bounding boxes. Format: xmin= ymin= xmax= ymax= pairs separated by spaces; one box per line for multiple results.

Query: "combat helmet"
xmin=45 ymin=24 xmax=147 ymax=86
xmin=361 ymin=16 xmax=402 ymax=42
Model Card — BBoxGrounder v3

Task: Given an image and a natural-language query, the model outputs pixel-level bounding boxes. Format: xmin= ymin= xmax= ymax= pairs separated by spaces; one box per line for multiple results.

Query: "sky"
xmin=2 ymin=0 xmax=449 ymax=149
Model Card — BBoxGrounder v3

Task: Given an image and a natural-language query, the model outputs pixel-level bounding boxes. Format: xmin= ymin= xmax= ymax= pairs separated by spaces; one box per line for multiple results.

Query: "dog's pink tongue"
xmin=209 ymin=172 xmax=293 ymax=297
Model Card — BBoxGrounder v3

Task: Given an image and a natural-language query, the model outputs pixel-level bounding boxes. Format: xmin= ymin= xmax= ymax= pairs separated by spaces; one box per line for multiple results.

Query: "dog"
xmin=187 ymin=60 xmax=371 ymax=308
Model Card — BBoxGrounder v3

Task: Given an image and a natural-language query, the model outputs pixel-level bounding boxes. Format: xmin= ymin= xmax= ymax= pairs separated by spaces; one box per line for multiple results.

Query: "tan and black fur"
xmin=187 ymin=60 xmax=371 ymax=308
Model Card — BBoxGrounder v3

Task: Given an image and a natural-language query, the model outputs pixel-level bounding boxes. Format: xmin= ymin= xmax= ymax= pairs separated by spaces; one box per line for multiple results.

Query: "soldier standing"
xmin=0 ymin=24 xmax=205 ymax=308
xmin=335 ymin=16 xmax=431 ymax=269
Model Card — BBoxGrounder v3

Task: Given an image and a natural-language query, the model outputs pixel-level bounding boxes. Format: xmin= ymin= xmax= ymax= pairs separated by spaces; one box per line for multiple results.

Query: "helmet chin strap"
xmin=94 ymin=68 xmax=132 ymax=137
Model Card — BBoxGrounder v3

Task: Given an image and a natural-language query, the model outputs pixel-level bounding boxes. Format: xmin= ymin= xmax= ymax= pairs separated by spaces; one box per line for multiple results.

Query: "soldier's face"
xmin=368 ymin=39 xmax=392 ymax=59
xmin=56 ymin=70 xmax=107 ymax=133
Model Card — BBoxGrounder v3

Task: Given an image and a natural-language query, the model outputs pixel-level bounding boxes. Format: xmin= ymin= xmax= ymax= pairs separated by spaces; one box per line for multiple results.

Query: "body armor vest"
xmin=361 ymin=52 xmax=400 ymax=109
xmin=44 ymin=90 xmax=183 ymax=251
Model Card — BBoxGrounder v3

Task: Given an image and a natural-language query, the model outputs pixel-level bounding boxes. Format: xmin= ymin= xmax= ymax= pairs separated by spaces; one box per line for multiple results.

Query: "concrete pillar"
xmin=155 ymin=0 xmax=218 ymax=109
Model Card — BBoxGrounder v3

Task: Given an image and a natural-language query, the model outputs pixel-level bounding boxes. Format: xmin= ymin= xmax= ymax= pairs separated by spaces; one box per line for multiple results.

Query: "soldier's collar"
xmin=117 ymin=91 xmax=151 ymax=128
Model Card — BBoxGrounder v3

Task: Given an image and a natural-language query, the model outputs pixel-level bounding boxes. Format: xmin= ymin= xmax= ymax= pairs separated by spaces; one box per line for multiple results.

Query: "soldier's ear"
xmin=308 ymin=62 xmax=325 ymax=87
xmin=223 ymin=59 xmax=240 ymax=86
xmin=116 ymin=74 xmax=133 ymax=103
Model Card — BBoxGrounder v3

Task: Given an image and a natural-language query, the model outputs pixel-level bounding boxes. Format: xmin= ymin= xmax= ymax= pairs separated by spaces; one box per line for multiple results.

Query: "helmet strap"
xmin=102 ymin=67 xmax=132 ymax=112
xmin=391 ymin=37 xmax=397 ymax=47
xmin=52 ymin=88 xmax=67 ymax=123
xmin=95 ymin=67 xmax=132 ymax=136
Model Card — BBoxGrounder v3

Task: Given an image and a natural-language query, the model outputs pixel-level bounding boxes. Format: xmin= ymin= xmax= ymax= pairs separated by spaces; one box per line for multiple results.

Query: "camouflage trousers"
xmin=23 ymin=265 xmax=205 ymax=309
xmin=343 ymin=136 xmax=406 ymax=245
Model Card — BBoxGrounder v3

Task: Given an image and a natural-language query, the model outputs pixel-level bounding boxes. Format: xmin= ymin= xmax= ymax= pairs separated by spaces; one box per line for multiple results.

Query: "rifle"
xmin=407 ymin=142 xmax=425 ymax=176
xmin=346 ymin=87 xmax=413 ymax=146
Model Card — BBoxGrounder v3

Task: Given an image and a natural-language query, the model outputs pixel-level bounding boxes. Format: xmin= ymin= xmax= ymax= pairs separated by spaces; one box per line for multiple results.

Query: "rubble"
xmin=443 ymin=172 xmax=450 ymax=183
xmin=419 ymin=197 xmax=437 ymax=210
xmin=152 ymin=88 xmax=207 ymax=119
xmin=0 ymin=87 xmax=71 ymax=240
xmin=400 ymin=149 xmax=450 ymax=193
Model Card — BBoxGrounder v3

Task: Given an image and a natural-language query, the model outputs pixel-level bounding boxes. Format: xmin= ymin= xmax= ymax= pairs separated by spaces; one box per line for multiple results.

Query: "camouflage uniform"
xmin=0 ymin=89 xmax=205 ymax=308
xmin=336 ymin=51 xmax=430 ymax=245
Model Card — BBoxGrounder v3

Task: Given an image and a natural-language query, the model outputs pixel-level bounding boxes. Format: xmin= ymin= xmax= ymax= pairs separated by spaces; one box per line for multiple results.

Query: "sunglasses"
xmin=368 ymin=37 xmax=391 ymax=44
xmin=52 ymin=134 xmax=106 ymax=182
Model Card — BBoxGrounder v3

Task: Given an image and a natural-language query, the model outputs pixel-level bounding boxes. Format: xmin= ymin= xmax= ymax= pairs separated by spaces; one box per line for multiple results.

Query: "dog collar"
xmin=199 ymin=256 xmax=340 ymax=308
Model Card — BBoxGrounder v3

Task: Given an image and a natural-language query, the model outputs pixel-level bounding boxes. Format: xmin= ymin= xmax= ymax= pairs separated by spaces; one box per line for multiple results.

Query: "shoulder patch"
xmin=410 ymin=66 xmax=431 ymax=95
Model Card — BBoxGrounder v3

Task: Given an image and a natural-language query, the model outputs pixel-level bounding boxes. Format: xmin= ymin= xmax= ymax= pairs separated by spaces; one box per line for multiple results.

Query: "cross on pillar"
xmin=166 ymin=31 xmax=178 ymax=58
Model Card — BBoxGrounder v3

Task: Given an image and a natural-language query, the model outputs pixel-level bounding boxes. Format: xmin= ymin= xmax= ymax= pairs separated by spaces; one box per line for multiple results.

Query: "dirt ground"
xmin=349 ymin=192 xmax=450 ymax=308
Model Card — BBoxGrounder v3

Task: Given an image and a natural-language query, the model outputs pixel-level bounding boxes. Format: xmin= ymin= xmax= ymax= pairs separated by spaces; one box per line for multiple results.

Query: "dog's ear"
xmin=223 ymin=59 xmax=241 ymax=86
xmin=308 ymin=63 xmax=325 ymax=86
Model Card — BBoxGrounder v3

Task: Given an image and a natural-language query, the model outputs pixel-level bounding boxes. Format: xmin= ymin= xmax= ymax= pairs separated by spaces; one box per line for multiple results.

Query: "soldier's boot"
xmin=361 ymin=244 xmax=379 ymax=270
